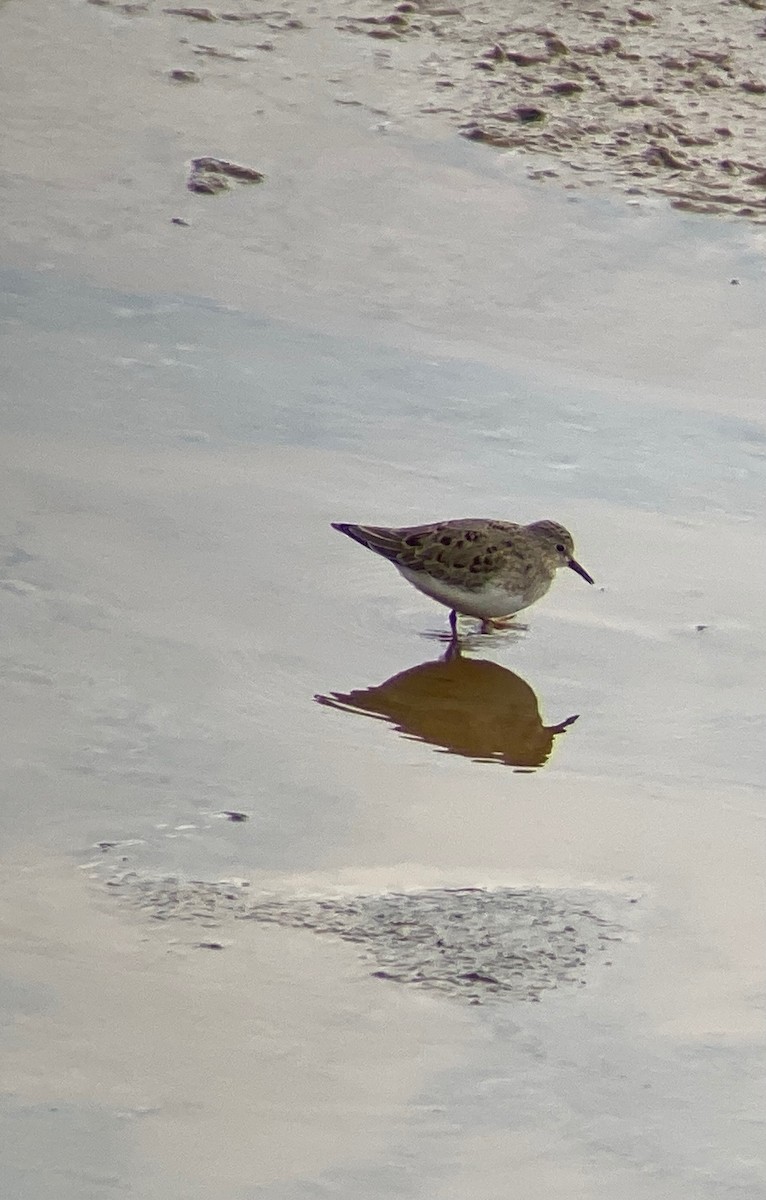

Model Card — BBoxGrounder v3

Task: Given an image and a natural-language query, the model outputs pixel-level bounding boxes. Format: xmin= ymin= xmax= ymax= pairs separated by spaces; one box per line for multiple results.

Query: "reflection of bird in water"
xmin=331 ymin=517 xmax=593 ymax=638
xmin=315 ymin=646 xmax=578 ymax=769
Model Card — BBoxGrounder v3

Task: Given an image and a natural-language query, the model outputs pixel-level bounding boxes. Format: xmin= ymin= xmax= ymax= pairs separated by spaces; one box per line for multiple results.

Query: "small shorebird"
xmin=332 ymin=517 xmax=593 ymax=636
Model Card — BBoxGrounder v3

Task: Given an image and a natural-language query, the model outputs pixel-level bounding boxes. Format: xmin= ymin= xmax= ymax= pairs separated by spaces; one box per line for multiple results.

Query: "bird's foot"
xmin=480 ymin=615 xmax=517 ymax=633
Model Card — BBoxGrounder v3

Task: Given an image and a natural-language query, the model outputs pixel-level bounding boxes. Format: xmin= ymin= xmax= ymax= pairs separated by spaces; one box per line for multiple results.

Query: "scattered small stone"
xmin=504 ymin=50 xmax=548 ymax=66
xmin=169 ymin=68 xmax=199 ymax=81
xmin=740 ymin=79 xmax=766 ymax=94
xmin=90 ymin=0 xmax=149 ymax=9
xmin=187 ymin=156 xmax=265 ymax=193
xmin=460 ymin=125 xmax=515 ymax=146
xmin=188 ymin=169 xmax=228 ymax=194
xmin=690 ymin=49 xmax=732 ymax=65
xmin=644 ymin=143 xmax=688 ymax=169
xmin=695 ymin=623 xmax=709 ymax=630
xmin=191 ymin=43 xmax=250 ymax=59
xmin=628 ymin=8 xmax=655 ymax=22
xmin=164 ymin=5 xmax=217 ymax=19
xmin=676 ymin=132 xmax=715 ymax=146
xmin=197 ymin=941 xmax=225 ymax=949
xmin=171 ymin=216 xmax=191 ymax=225
xmin=546 ymin=79 xmax=584 ymax=94
xmin=514 ymin=104 xmax=546 ymax=122
xmin=545 ymin=35 xmax=569 ymax=55
xmin=221 ymin=810 xmax=250 ymax=822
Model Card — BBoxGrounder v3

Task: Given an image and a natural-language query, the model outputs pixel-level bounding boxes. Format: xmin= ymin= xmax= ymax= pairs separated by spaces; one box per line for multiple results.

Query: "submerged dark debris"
xmin=105 ymin=875 xmax=630 ymax=1005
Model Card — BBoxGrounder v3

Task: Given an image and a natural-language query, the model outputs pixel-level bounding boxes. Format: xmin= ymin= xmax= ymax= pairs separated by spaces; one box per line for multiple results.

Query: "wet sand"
xmin=2 ymin=1 xmax=766 ymax=1197
xmin=4 ymin=0 xmax=766 ymax=409
xmin=342 ymin=0 xmax=766 ymax=221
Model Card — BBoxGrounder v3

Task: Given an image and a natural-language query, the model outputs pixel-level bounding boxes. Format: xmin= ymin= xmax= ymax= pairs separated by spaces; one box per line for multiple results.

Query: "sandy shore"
xmin=84 ymin=0 xmax=766 ymax=220
xmin=339 ymin=0 xmax=766 ymax=220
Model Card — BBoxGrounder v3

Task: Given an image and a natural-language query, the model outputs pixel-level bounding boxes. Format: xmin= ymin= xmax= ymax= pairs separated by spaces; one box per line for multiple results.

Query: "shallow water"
xmin=2 ymin=251 xmax=764 ymax=1198
xmin=1 ymin=2 xmax=766 ymax=1196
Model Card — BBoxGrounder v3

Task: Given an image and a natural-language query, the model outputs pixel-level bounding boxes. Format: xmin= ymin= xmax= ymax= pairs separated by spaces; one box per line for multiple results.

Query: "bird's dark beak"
xmin=568 ymin=558 xmax=594 ymax=585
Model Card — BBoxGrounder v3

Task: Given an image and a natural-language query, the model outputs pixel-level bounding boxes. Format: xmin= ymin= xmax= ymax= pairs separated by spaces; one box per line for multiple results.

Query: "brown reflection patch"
xmin=316 ymin=648 xmax=577 ymax=769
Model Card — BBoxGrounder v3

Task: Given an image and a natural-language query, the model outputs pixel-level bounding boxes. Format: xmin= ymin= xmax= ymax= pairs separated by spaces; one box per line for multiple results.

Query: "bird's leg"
xmin=448 ymin=609 xmax=458 ymax=640
xmin=442 ymin=639 xmax=461 ymax=664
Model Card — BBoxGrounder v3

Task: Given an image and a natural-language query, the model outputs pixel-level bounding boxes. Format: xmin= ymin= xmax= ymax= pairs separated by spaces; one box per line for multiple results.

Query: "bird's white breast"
xmin=395 ymin=565 xmax=527 ymax=619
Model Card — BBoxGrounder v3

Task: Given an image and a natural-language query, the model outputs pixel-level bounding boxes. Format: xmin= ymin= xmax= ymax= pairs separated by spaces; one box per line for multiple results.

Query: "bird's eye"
xmin=556 ymin=543 xmax=565 ymax=553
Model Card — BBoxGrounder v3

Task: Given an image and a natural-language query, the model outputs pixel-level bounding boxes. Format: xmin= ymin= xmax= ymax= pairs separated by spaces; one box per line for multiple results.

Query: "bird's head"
xmin=527 ymin=520 xmax=594 ymax=585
